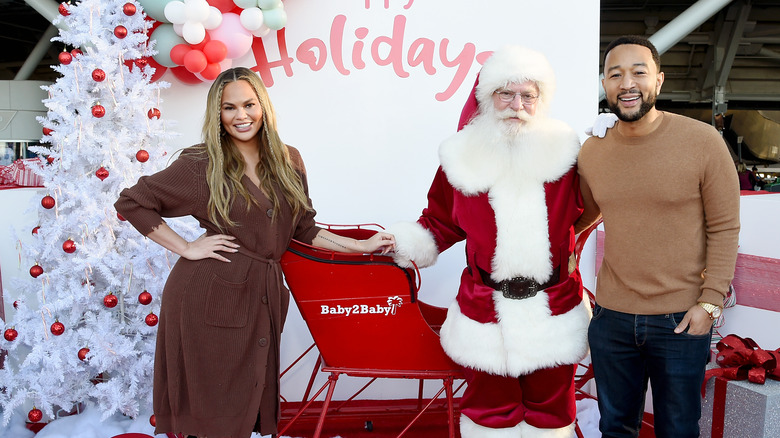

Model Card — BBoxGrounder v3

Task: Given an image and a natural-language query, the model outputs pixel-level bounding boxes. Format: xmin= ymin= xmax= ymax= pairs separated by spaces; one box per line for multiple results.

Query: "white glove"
xmin=585 ymin=113 xmax=618 ymax=138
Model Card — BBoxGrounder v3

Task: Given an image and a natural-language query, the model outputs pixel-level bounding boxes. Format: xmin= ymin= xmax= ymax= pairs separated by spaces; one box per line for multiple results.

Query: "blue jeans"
xmin=588 ymin=303 xmax=712 ymax=438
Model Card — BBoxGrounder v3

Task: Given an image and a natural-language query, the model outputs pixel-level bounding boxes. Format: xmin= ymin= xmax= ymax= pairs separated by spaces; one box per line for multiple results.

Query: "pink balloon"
xmin=203 ymin=40 xmax=227 ymax=63
xmin=183 ymin=49 xmax=208 ymax=73
xmin=208 ymin=13 xmax=252 ymax=59
xmin=200 ymin=62 xmax=222 ymax=80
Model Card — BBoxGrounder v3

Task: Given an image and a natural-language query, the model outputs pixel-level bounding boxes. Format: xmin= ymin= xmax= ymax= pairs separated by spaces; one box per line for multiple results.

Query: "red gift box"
xmin=0 ymin=158 xmax=44 ymax=187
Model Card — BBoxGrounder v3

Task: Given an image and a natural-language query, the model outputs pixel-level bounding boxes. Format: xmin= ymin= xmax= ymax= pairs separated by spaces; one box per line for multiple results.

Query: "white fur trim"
xmin=440 ymin=294 xmax=590 ymax=376
xmin=460 ymin=414 xmax=522 ymax=438
xmin=439 ymin=118 xmax=580 ymax=283
xmin=385 ymin=221 xmax=439 ymax=268
xmin=476 ymin=46 xmax=556 ymax=115
xmin=519 ymin=420 xmax=576 ymax=438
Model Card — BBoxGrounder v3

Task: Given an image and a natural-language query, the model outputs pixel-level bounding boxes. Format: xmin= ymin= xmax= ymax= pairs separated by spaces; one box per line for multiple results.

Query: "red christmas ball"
xmin=117 ymin=212 xmax=126 ymax=221
xmin=78 ymin=347 xmax=90 ymax=361
xmin=28 ymin=407 xmax=43 ymax=423
xmin=58 ymin=51 xmax=72 ymax=65
xmin=41 ymin=195 xmax=55 ymax=209
xmin=145 ymin=312 xmax=159 ymax=327
xmin=149 ymin=414 xmax=156 ymax=427
xmin=135 ymin=149 xmax=149 ymax=162
xmin=123 ymin=2 xmax=137 ymax=16
xmin=63 ymin=239 xmax=77 ymax=254
xmin=91 ymin=104 xmax=106 ymax=118
xmin=30 ymin=264 xmax=44 ymax=278
xmin=32 ymin=226 xmax=40 ymax=235
xmin=42 ymin=127 xmax=53 ymax=136
xmin=138 ymin=290 xmax=152 ymax=305
xmin=51 ymin=321 xmax=65 ymax=336
xmin=95 ymin=166 xmax=109 ymax=181
xmin=58 ymin=3 xmax=70 ymax=16
xmin=47 ymin=156 xmax=55 ymax=164
xmin=4 ymin=328 xmax=17 ymax=341
xmin=114 ymin=25 xmax=128 ymax=39
xmin=103 ymin=293 xmax=118 ymax=308
xmin=92 ymin=68 xmax=106 ymax=82
xmin=13 ymin=300 xmax=19 ymax=309
xmin=147 ymin=108 xmax=161 ymax=119
xmin=71 ymin=48 xmax=82 ymax=58
xmin=134 ymin=57 xmax=149 ymax=68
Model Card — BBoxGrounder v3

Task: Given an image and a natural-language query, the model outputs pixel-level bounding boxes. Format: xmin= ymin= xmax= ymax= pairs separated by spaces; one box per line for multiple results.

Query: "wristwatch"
xmin=698 ymin=302 xmax=723 ymax=320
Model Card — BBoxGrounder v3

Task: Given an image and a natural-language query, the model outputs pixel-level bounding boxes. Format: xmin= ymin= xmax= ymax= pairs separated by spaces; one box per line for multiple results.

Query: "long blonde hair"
xmin=200 ymin=67 xmax=310 ymax=229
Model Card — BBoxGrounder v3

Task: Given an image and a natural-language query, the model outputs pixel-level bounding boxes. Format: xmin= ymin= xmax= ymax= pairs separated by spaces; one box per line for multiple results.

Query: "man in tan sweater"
xmin=577 ymin=36 xmax=740 ymax=438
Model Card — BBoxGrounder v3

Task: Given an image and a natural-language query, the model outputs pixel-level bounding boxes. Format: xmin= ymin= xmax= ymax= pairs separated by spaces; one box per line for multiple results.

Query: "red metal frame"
xmin=278 ymin=224 xmax=464 ymax=437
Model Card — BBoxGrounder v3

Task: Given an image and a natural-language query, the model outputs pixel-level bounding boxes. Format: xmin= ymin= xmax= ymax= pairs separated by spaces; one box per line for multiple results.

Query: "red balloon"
xmin=145 ymin=56 xmax=167 ymax=82
xmin=183 ymin=49 xmax=207 ymax=73
xmin=191 ymin=33 xmax=211 ymax=51
xmin=170 ymin=66 xmax=203 ymax=84
xmin=203 ymin=41 xmax=227 ymax=63
xmin=200 ymin=62 xmax=222 ymax=80
xmin=170 ymin=44 xmax=191 ymax=66
xmin=207 ymin=0 xmax=234 ymax=13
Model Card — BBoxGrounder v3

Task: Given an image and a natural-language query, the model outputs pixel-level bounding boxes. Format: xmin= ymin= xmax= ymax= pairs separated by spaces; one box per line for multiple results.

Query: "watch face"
xmin=712 ymin=307 xmax=722 ymax=318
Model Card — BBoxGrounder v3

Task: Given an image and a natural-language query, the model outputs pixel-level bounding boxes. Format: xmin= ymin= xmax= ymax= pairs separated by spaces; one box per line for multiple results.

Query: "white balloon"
xmin=204 ymin=7 xmax=223 ymax=29
xmin=233 ymin=0 xmax=256 ymax=9
xmin=257 ymin=0 xmax=282 ymax=9
xmin=240 ymin=8 xmax=264 ymax=31
xmin=182 ymin=21 xmax=206 ymax=44
xmin=251 ymin=24 xmax=271 ymax=37
xmin=185 ymin=0 xmax=211 ymax=22
xmin=163 ymin=1 xmax=187 ymax=24
xmin=173 ymin=23 xmax=184 ymax=36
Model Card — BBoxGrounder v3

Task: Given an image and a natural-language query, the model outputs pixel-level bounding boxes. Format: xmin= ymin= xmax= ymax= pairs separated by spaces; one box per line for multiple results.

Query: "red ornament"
xmin=149 ymin=414 xmax=156 ymax=427
xmin=63 ymin=239 xmax=77 ymax=254
xmin=135 ymin=149 xmax=149 ymax=162
xmin=32 ymin=226 xmax=40 ymax=235
xmin=47 ymin=156 xmax=55 ymax=164
xmin=114 ymin=25 xmax=128 ymax=39
xmin=58 ymin=51 xmax=72 ymax=65
xmin=134 ymin=58 xmax=149 ymax=68
xmin=71 ymin=48 xmax=82 ymax=58
xmin=41 ymin=195 xmax=55 ymax=209
xmin=91 ymin=104 xmax=106 ymax=118
xmin=117 ymin=212 xmax=126 ymax=221
xmin=92 ymin=68 xmax=106 ymax=82
xmin=123 ymin=2 xmax=137 ymax=15
xmin=58 ymin=3 xmax=70 ymax=16
xmin=103 ymin=293 xmax=118 ymax=308
xmin=147 ymin=108 xmax=161 ymax=119
xmin=95 ymin=166 xmax=109 ymax=181
xmin=28 ymin=407 xmax=43 ymax=423
xmin=78 ymin=347 xmax=90 ymax=361
xmin=42 ymin=127 xmax=53 ymax=136
xmin=13 ymin=300 xmax=19 ymax=309
xmin=145 ymin=312 xmax=159 ymax=327
xmin=4 ymin=328 xmax=17 ymax=341
xmin=51 ymin=321 xmax=65 ymax=336
xmin=30 ymin=264 xmax=44 ymax=278
xmin=138 ymin=290 xmax=152 ymax=305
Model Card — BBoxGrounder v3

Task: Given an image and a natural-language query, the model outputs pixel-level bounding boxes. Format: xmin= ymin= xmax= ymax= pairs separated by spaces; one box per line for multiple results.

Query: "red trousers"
xmin=460 ymin=364 xmax=577 ymax=430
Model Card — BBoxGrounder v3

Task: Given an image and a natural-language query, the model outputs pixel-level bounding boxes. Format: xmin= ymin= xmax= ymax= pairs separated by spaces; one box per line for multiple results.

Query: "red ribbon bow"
xmin=702 ymin=334 xmax=780 ymax=396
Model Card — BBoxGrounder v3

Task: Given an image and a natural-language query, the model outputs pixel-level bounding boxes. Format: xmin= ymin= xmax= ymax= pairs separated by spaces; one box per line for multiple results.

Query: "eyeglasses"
xmin=494 ymin=90 xmax=539 ymax=104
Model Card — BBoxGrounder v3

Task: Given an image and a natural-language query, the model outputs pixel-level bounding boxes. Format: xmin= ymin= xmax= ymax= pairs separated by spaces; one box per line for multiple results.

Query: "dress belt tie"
xmin=473 ymin=264 xmax=560 ymax=300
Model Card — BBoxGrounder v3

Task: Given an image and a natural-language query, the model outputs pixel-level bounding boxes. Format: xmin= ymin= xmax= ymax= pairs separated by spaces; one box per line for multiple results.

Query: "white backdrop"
xmin=156 ymin=0 xmax=601 ymax=400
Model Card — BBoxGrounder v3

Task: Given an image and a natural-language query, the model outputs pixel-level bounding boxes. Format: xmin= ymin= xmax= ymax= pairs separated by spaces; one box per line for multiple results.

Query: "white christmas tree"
xmin=0 ymin=0 xmax=197 ymax=426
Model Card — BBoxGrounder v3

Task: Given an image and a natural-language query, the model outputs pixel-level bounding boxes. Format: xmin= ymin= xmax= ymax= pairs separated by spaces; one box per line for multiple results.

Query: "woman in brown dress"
xmin=115 ymin=67 xmax=394 ymax=438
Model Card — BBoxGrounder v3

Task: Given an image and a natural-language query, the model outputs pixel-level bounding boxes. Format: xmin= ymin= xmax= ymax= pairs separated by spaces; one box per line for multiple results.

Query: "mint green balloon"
xmin=258 ymin=0 xmax=282 ymax=9
xmin=232 ymin=0 xmax=256 ymax=9
xmin=150 ymin=24 xmax=187 ymax=67
xmin=138 ymin=0 xmax=174 ymax=22
xmin=262 ymin=7 xmax=286 ymax=30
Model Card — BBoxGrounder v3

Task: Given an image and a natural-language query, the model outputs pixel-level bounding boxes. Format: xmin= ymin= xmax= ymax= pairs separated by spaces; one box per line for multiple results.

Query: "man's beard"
xmin=478 ymin=105 xmax=535 ymax=140
xmin=608 ymin=88 xmax=656 ymax=122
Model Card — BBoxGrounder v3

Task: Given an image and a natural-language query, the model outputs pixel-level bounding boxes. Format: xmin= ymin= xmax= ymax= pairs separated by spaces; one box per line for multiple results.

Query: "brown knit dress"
xmin=115 ymin=145 xmax=320 ymax=437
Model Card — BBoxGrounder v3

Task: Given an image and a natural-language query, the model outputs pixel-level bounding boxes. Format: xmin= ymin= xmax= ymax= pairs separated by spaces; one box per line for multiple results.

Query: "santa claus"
xmin=388 ymin=45 xmax=590 ymax=437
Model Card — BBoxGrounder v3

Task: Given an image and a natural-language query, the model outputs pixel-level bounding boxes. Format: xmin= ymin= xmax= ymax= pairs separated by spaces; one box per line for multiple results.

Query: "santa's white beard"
xmin=469 ymin=106 xmax=538 ymax=147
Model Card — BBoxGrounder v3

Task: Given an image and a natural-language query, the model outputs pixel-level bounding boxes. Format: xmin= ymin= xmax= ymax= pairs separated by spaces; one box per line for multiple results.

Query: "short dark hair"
xmin=603 ymin=35 xmax=661 ymax=71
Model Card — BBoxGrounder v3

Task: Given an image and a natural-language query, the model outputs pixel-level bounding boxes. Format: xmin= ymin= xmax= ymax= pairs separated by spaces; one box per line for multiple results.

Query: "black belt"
xmin=476 ymin=265 xmax=560 ymax=300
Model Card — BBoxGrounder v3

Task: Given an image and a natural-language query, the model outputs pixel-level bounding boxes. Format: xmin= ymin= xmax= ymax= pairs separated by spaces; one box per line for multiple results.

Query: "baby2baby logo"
xmin=251 ymin=0 xmax=492 ymax=101
xmin=321 ymin=296 xmax=404 ymax=317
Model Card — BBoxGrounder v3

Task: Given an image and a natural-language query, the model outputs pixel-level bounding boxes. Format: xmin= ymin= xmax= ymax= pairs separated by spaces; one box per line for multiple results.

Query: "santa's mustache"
xmin=495 ymin=107 xmax=533 ymax=123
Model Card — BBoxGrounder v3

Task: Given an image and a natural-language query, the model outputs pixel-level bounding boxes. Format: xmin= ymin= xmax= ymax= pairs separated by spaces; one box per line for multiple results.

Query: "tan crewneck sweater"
xmin=578 ymin=112 xmax=740 ymax=314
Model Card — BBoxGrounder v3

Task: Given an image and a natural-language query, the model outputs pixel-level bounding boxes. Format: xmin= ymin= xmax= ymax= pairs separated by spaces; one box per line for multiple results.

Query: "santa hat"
xmin=474 ymin=45 xmax=556 ymax=115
